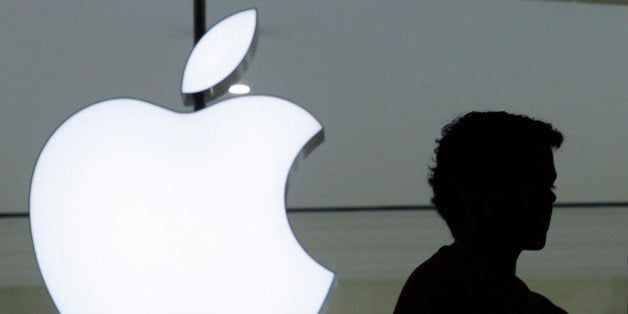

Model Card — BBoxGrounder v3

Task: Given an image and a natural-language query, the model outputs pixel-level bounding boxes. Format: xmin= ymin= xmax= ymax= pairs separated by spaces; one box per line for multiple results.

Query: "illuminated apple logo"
xmin=30 ymin=9 xmax=334 ymax=314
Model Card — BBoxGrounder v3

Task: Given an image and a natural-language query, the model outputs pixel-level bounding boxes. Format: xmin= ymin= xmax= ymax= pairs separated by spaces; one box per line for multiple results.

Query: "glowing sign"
xmin=30 ymin=8 xmax=334 ymax=313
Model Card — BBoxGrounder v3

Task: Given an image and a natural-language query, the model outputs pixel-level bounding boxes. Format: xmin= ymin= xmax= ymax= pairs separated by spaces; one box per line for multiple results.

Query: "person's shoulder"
xmin=402 ymin=245 xmax=460 ymax=286
xmin=512 ymin=276 xmax=567 ymax=313
xmin=394 ymin=245 xmax=471 ymax=313
xmin=530 ymin=291 xmax=568 ymax=314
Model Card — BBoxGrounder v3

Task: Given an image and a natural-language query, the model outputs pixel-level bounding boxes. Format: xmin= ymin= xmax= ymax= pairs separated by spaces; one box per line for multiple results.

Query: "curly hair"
xmin=428 ymin=111 xmax=563 ymax=240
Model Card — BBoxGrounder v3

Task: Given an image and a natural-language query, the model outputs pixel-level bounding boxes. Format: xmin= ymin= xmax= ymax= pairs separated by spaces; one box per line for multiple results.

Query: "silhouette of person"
xmin=394 ymin=112 xmax=567 ymax=313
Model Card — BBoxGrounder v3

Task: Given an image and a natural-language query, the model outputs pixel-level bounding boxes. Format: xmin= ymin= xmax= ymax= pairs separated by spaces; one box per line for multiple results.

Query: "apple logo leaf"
xmin=181 ymin=8 xmax=258 ymax=104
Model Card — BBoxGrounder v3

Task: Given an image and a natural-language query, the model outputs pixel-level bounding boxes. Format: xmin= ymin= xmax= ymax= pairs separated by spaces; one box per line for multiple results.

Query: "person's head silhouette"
xmin=429 ymin=111 xmax=563 ymax=254
xmin=395 ymin=112 xmax=567 ymax=313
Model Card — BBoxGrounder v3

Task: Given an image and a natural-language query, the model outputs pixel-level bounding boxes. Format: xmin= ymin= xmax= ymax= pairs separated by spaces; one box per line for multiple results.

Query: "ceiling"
xmin=1 ymin=0 xmax=626 ymax=287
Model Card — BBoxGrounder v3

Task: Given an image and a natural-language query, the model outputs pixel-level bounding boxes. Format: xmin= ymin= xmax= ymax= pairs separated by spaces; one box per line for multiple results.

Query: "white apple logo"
xmin=30 ymin=8 xmax=334 ymax=314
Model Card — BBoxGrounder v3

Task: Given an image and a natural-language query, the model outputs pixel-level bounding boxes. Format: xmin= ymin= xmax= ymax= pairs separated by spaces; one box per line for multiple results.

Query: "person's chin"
xmin=523 ymin=235 xmax=547 ymax=250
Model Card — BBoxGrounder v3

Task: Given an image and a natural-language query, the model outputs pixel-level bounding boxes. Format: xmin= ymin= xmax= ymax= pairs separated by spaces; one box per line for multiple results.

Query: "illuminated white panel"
xmin=30 ymin=96 xmax=334 ymax=313
xmin=181 ymin=9 xmax=257 ymax=94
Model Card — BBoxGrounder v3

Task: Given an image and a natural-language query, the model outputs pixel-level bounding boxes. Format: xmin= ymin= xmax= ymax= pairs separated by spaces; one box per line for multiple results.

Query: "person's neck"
xmin=454 ymin=237 xmax=521 ymax=283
